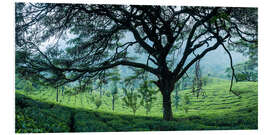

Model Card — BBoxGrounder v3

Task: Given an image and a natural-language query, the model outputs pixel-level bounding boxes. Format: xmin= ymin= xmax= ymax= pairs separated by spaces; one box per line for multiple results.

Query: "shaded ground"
xmin=15 ymin=91 xmax=257 ymax=133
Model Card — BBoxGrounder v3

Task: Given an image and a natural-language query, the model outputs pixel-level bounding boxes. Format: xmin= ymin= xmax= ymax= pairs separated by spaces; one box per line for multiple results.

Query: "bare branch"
xmin=221 ymin=43 xmax=241 ymax=98
xmin=173 ymin=8 xmax=219 ymax=76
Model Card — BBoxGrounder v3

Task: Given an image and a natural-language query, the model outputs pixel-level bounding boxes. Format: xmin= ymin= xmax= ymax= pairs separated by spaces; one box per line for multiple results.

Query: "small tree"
xmin=183 ymin=105 xmax=189 ymax=113
xmin=182 ymin=94 xmax=190 ymax=113
xmin=173 ymin=81 xmax=181 ymax=110
xmin=23 ymin=80 xmax=33 ymax=95
xmin=111 ymin=82 xmax=119 ymax=111
xmin=138 ymin=78 xmax=158 ymax=115
xmin=94 ymin=98 xmax=102 ymax=109
xmin=90 ymin=94 xmax=95 ymax=102
xmin=61 ymin=86 xmax=65 ymax=96
xmin=109 ymin=67 xmax=121 ymax=111
xmin=225 ymin=60 xmax=258 ymax=82
xmin=86 ymin=83 xmax=93 ymax=95
xmin=192 ymin=60 xmax=206 ymax=98
xmin=56 ymin=86 xmax=59 ymax=102
xmin=201 ymin=76 xmax=209 ymax=86
xmin=96 ymin=80 xmax=103 ymax=97
xmin=105 ymin=91 xmax=111 ymax=97
xmin=122 ymin=88 xmax=141 ymax=116
xmin=183 ymin=94 xmax=190 ymax=105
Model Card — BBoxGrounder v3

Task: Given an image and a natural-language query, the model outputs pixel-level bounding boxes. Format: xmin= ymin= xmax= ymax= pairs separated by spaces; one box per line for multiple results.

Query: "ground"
xmin=15 ymin=78 xmax=258 ymax=133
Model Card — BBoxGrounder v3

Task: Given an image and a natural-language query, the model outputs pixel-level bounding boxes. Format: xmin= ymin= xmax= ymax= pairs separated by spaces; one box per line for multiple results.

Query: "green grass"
xmin=15 ymin=78 xmax=258 ymax=132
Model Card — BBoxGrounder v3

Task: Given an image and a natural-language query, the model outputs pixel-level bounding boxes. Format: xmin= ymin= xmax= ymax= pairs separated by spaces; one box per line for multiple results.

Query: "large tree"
xmin=15 ymin=3 xmax=257 ymax=120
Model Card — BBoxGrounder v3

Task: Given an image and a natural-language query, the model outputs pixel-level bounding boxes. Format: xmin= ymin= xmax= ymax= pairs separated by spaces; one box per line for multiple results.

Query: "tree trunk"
xmin=62 ymin=86 xmax=64 ymax=96
xmin=99 ymin=87 xmax=102 ymax=97
xmin=132 ymin=109 xmax=136 ymax=116
xmin=175 ymin=89 xmax=179 ymax=110
xmin=157 ymin=78 xmax=175 ymax=121
xmin=56 ymin=87 xmax=59 ymax=102
xmin=162 ymin=91 xmax=173 ymax=121
xmin=112 ymin=95 xmax=115 ymax=111
xmin=89 ymin=89 xmax=92 ymax=95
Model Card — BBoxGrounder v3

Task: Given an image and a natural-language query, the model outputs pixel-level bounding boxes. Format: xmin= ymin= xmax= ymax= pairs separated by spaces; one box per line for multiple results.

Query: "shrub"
xmin=90 ymin=95 xmax=95 ymax=102
xmin=16 ymin=105 xmax=71 ymax=133
xmin=183 ymin=94 xmax=190 ymax=104
xmin=94 ymin=98 xmax=102 ymax=109
xmin=99 ymin=113 xmax=115 ymax=122
xmin=106 ymin=119 xmax=131 ymax=131
xmin=138 ymin=79 xmax=158 ymax=115
xmin=15 ymin=93 xmax=72 ymax=133
xmin=74 ymin=111 xmax=97 ymax=121
xmin=159 ymin=121 xmax=178 ymax=131
xmin=122 ymin=88 xmax=141 ymax=116
xmin=132 ymin=119 xmax=153 ymax=129
xmin=74 ymin=119 xmax=114 ymax=132
xmin=183 ymin=105 xmax=189 ymax=113
xmin=105 ymin=91 xmax=111 ymax=97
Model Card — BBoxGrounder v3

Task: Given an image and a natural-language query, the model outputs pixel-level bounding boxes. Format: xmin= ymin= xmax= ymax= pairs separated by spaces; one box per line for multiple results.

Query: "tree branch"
xmin=173 ymin=8 xmax=219 ymax=76
xmin=175 ymin=33 xmax=230 ymax=81
xmin=61 ymin=60 xmax=159 ymax=76
xmin=221 ymin=43 xmax=241 ymax=98
xmin=129 ymin=25 xmax=157 ymax=57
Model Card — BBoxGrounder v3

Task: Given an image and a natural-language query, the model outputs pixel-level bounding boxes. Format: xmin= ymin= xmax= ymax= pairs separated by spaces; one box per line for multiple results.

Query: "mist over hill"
xmin=199 ymin=46 xmax=247 ymax=78
xmin=53 ymin=32 xmax=248 ymax=82
xmin=118 ymin=32 xmax=248 ymax=79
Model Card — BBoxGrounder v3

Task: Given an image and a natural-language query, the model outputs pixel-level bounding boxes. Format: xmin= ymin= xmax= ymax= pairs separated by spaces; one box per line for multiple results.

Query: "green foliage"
xmin=75 ymin=119 xmax=113 ymax=132
xmin=112 ymin=94 xmax=119 ymax=101
xmin=235 ymin=72 xmax=256 ymax=82
xmin=111 ymin=81 xmax=119 ymax=111
xmin=183 ymin=94 xmax=190 ymax=105
xmin=201 ymin=76 xmax=209 ymax=86
xmin=181 ymin=93 xmax=191 ymax=113
xmin=122 ymin=88 xmax=141 ymax=116
xmin=105 ymin=91 xmax=111 ymax=97
xmin=16 ymin=94 xmax=71 ymax=133
xmin=111 ymin=82 xmax=118 ymax=95
xmin=109 ymin=67 xmax=121 ymax=82
xmin=226 ymin=60 xmax=257 ymax=82
xmin=94 ymin=98 xmax=102 ymax=109
xmin=74 ymin=111 xmax=114 ymax=132
xmin=183 ymin=105 xmax=189 ymax=113
xmin=106 ymin=119 xmax=131 ymax=131
xmin=138 ymin=79 xmax=158 ymax=115
xmin=90 ymin=95 xmax=95 ymax=102
xmin=172 ymin=92 xmax=180 ymax=109
xmin=172 ymin=81 xmax=182 ymax=110
xmin=16 ymin=3 xmax=257 ymax=124
xmin=23 ymin=80 xmax=34 ymax=95
xmin=15 ymin=78 xmax=258 ymax=132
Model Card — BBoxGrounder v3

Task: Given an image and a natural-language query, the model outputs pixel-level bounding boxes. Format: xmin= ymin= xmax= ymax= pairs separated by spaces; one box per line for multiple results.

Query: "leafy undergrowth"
xmin=16 ymin=81 xmax=258 ymax=133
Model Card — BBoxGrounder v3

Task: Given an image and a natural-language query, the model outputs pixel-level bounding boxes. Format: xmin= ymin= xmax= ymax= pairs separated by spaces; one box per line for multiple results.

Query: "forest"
xmin=15 ymin=3 xmax=257 ymax=133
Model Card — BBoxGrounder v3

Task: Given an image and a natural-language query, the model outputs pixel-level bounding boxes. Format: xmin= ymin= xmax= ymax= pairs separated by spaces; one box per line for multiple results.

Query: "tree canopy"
xmin=15 ymin=3 xmax=257 ymax=120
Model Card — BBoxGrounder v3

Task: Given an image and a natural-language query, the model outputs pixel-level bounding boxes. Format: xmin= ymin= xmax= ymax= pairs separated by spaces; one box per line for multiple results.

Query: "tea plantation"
xmin=15 ymin=79 xmax=258 ymax=133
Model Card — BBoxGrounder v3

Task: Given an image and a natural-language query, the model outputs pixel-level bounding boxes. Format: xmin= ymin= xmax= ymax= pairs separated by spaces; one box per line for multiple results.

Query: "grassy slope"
xmin=15 ymin=79 xmax=258 ymax=132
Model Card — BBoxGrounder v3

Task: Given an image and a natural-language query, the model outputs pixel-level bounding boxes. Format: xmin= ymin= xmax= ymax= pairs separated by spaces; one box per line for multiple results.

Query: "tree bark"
xmin=157 ymin=77 xmax=175 ymax=121
xmin=162 ymin=91 xmax=173 ymax=121
xmin=89 ymin=88 xmax=92 ymax=95
xmin=112 ymin=95 xmax=115 ymax=111
xmin=62 ymin=86 xmax=64 ymax=96
xmin=175 ymin=89 xmax=179 ymax=110
xmin=99 ymin=86 xmax=102 ymax=97
xmin=56 ymin=86 xmax=59 ymax=102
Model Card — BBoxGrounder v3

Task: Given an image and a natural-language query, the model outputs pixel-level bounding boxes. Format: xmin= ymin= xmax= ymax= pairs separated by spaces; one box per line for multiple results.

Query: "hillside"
xmin=15 ymin=79 xmax=258 ymax=132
